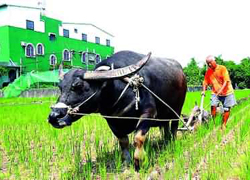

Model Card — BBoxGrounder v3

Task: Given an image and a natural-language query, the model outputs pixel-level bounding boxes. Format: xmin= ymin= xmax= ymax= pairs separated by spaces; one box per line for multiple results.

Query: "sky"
xmin=3 ymin=0 xmax=250 ymax=67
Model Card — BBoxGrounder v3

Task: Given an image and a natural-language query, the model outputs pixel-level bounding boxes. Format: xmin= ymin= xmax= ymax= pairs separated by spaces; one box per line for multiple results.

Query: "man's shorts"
xmin=211 ymin=93 xmax=237 ymax=108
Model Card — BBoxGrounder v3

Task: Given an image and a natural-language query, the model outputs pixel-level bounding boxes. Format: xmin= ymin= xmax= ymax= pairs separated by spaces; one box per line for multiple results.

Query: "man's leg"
xmin=211 ymin=106 xmax=217 ymax=124
xmin=221 ymin=94 xmax=236 ymax=130
xmin=222 ymin=107 xmax=230 ymax=129
xmin=211 ymin=94 xmax=220 ymax=125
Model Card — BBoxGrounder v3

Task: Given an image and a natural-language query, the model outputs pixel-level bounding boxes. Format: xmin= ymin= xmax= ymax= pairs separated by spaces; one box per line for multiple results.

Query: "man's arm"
xmin=201 ymin=83 xmax=207 ymax=96
xmin=216 ymin=81 xmax=228 ymax=96
xmin=202 ymin=71 xmax=209 ymax=96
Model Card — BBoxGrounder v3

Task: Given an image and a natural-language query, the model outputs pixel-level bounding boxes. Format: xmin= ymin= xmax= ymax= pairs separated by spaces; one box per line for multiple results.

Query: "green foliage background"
xmin=183 ymin=56 xmax=250 ymax=89
xmin=0 ymin=66 xmax=7 ymax=76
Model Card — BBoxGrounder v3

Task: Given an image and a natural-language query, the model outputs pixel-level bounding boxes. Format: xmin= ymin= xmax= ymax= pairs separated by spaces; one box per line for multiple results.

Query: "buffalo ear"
xmin=59 ymin=63 xmax=65 ymax=80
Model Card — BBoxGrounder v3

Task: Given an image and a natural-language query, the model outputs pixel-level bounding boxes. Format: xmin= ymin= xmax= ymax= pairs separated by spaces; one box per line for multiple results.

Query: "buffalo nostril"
xmin=48 ymin=112 xmax=60 ymax=123
xmin=50 ymin=111 xmax=60 ymax=118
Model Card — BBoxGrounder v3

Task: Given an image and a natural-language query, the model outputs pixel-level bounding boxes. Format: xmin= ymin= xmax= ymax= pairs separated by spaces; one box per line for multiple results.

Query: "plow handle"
xmin=198 ymin=94 xmax=205 ymax=123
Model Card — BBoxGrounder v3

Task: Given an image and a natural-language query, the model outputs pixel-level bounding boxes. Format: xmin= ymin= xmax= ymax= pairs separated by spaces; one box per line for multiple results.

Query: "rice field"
xmin=0 ymin=89 xmax=249 ymax=179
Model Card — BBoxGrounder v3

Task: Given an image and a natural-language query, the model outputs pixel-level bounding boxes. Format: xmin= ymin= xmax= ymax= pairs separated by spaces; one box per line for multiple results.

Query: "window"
xmin=49 ymin=33 xmax=56 ymax=41
xmin=95 ymin=54 xmax=101 ymax=64
xmin=26 ymin=20 xmax=34 ymax=30
xmin=81 ymin=52 xmax=88 ymax=64
xmin=95 ymin=37 xmax=100 ymax=44
xmin=106 ymin=39 xmax=110 ymax=46
xmin=50 ymin=55 xmax=57 ymax=65
xmin=81 ymin=52 xmax=98 ymax=64
xmin=88 ymin=53 xmax=96 ymax=64
xmin=82 ymin=33 xmax=87 ymax=41
xmin=36 ymin=43 xmax=44 ymax=55
xmin=63 ymin=29 xmax=69 ymax=38
xmin=63 ymin=49 xmax=70 ymax=61
xmin=25 ymin=43 xmax=35 ymax=57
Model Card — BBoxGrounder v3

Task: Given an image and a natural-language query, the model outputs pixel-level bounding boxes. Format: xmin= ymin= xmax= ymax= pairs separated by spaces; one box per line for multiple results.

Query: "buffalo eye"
xmin=83 ymin=82 xmax=90 ymax=92
xmin=71 ymin=79 xmax=83 ymax=91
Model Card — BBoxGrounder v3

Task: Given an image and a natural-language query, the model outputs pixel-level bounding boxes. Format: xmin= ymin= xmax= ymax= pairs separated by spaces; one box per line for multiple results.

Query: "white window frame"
xmin=95 ymin=54 xmax=101 ymax=64
xmin=95 ymin=37 xmax=100 ymax=44
xmin=88 ymin=53 xmax=96 ymax=65
xmin=82 ymin=33 xmax=87 ymax=41
xmin=62 ymin=49 xmax=70 ymax=61
xmin=81 ymin=51 xmax=88 ymax=64
xmin=26 ymin=20 xmax=34 ymax=30
xmin=63 ymin=29 xmax=69 ymax=38
xmin=25 ymin=43 xmax=35 ymax=57
xmin=49 ymin=54 xmax=57 ymax=65
xmin=36 ymin=43 xmax=44 ymax=55
xmin=106 ymin=39 xmax=110 ymax=46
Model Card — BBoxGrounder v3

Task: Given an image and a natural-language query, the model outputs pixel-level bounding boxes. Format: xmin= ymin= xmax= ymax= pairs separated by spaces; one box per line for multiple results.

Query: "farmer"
xmin=201 ymin=55 xmax=236 ymax=130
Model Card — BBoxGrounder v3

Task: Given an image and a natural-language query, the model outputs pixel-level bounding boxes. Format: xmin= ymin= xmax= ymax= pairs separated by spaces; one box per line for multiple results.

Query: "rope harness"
xmin=51 ymin=74 xmax=191 ymax=131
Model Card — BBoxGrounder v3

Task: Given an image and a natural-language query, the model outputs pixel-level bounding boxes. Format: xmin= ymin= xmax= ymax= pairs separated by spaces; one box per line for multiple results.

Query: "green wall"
xmin=0 ymin=26 xmax=10 ymax=62
xmin=4 ymin=16 xmax=114 ymax=73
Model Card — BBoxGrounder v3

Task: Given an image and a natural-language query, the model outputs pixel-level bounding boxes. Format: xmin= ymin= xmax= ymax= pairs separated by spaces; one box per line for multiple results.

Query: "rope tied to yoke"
xmin=52 ymin=73 xmax=191 ymax=131
xmin=122 ymin=74 xmax=191 ymax=130
xmin=125 ymin=74 xmax=144 ymax=110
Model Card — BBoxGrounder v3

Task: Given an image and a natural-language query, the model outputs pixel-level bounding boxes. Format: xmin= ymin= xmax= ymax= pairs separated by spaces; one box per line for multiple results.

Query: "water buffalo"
xmin=48 ymin=50 xmax=187 ymax=171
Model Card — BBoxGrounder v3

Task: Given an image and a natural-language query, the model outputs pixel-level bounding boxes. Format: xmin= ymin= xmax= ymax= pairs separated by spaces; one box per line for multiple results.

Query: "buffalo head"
xmin=48 ymin=52 xmax=151 ymax=128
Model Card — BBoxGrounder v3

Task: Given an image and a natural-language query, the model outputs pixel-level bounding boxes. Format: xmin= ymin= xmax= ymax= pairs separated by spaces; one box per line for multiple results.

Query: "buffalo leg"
xmin=118 ymin=136 xmax=131 ymax=165
xmin=134 ymin=129 xmax=147 ymax=171
xmin=134 ymin=106 xmax=156 ymax=171
xmin=162 ymin=122 xmax=172 ymax=141
xmin=170 ymin=120 xmax=178 ymax=140
xmin=162 ymin=120 xmax=178 ymax=141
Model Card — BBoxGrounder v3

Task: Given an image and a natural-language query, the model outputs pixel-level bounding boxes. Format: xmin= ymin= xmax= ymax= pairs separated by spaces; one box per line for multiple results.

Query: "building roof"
xmin=0 ymin=3 xmax=114 ymax=38
xmin=0 ymin=60 xmax=20 ymax=68
xmin=62 ymin=22 xmax=114 ymax=37
xmin=0 ymin=3 xmax=42 ymax=10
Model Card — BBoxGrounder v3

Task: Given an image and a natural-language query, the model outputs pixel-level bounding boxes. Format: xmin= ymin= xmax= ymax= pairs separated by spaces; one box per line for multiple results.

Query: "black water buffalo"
xmin=48 ymin=50 xmax=187 ymax=171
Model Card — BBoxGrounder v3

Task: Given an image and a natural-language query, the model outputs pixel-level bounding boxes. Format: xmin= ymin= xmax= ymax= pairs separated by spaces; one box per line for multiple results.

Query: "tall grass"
xmin=0 ymin=89 xmax=249 ymax=179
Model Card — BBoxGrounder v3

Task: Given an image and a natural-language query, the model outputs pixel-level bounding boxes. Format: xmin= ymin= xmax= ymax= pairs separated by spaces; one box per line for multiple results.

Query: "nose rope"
xmin=51 ymin=91 xmax=98 ymax=114
xmin=51 ymin=75 xmax=190 ymax=131
xmin=67 ymin=91 xmax=97 ymax=114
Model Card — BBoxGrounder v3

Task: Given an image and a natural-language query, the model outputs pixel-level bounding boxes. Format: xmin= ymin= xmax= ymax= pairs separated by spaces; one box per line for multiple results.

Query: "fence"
xmin=19 ymin=88 xmax=60 ymax=98
xmin=0 ymin=88 xmax=59 ymax=98
xmin=187 ymin=86 xmax=203 ymax=92
xmin=0 ymin=85 xmax=204 ymax=98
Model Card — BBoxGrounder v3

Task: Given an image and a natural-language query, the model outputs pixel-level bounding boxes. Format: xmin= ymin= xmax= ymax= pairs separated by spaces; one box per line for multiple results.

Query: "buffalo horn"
xmin=83 ymin=52 xmax=151 ymax=79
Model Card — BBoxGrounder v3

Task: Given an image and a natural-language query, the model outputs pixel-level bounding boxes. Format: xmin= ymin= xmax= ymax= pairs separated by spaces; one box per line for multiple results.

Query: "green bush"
xmin=0 ymin=66 xmax=8 ymax=77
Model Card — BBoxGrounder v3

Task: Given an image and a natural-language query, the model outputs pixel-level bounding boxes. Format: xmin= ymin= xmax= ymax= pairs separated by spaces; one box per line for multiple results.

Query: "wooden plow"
xmin=178 ymin=94 xmax=210 ymax=131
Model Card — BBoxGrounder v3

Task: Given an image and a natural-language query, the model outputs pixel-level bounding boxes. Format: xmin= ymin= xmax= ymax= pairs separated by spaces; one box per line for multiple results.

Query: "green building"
xmin=0 ymin=3 xmax=114 ymax=88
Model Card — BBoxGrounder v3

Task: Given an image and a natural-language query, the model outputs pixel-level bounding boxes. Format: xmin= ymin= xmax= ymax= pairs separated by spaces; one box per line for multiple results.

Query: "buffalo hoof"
xmin=134 ymin=159 xmax=140 ymax=172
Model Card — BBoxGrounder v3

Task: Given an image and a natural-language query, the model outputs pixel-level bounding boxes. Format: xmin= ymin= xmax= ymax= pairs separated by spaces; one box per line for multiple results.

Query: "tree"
xmin=223 ymin=61 xmax=237 ymax=88
xmin=215 ymin=54 xmax=224 ymax=65
xmin=184 ymin=55 xmax=250 ymax=89
xmin=183 ymin=58 xmax=203 ymax=86
xmin=239 ymin=57 xmax=250 ymax=88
